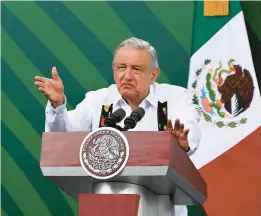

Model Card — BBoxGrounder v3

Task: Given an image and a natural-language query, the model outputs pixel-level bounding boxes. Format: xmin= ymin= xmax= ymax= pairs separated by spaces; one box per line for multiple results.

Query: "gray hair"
xmin=113 ymin=37 xmax=159 ymax=68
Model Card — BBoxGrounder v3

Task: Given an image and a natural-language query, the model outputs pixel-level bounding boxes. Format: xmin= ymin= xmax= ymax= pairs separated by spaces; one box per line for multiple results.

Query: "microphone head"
xmin=123 ymin=107 xmax=145 ymax=130
xmin=131 ymin=107 xmax=145 ymax=122
xmin=104 ymin=108 xmax=126 ymax=127
xmin=113 ymin=108 xmax=126 ymax=123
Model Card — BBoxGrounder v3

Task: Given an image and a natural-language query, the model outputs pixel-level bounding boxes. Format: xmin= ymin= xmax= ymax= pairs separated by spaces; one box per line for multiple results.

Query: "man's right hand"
xmin=34 ymin=67 xmax=65 ymax=108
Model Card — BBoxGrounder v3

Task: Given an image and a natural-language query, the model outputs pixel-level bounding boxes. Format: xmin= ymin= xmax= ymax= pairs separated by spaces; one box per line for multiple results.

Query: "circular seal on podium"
xmin=79 ymin=127 xmax=129 ymax=179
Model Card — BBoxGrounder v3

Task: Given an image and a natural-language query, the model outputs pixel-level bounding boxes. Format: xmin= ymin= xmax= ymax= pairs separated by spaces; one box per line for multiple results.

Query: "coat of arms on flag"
xmin=191 ymin=58 xmax=254 ymax=128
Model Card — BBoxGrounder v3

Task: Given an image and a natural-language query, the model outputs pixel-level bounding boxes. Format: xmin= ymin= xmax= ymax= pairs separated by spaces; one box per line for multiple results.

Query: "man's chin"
xmin=120 ymin=89 xmax=135 ymax=98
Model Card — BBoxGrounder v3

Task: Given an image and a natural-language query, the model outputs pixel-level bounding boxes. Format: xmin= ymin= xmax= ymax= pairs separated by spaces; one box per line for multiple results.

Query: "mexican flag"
xmin=188 ymin=1 xmax=261 ymax=216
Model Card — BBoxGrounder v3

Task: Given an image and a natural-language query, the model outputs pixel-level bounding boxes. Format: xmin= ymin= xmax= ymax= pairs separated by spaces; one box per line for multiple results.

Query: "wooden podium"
xmin=40 ymin=131 xmax=207 ymax=216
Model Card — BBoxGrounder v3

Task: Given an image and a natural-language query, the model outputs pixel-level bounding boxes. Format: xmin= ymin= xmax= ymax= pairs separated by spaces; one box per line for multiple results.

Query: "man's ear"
xmin=151 ymin=67 xmax=160 ymax=84
xmin=112 ymin=62 xmax=115 ymax=71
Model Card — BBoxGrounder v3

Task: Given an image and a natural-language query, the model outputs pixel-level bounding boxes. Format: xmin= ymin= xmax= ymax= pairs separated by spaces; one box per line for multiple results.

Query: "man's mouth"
xmin=122 ymin=83 xmax=134 ymax=88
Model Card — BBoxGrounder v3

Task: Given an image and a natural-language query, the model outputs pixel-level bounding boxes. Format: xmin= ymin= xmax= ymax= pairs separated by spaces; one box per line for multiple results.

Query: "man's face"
xmin=112 ymin=47 xmax=159 ymax=99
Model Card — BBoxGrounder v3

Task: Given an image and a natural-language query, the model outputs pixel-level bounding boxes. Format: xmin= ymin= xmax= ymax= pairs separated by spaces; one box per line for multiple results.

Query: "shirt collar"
xmin=111 ymin=84 xmax=157 ymax=107
xmin=145 ymin=84 xmax=157 ymax=107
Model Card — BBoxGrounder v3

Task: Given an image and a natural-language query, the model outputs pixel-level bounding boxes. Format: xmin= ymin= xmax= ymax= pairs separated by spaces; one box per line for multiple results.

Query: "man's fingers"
xmin=39 ymin=87 xmax=48 ymax=95
xmin=35 ymin=76 xmax=48 ymax=83
xmin=38 ymin=87 xmax=52 ymax=97
xmin=34 ymin=81 xmax=45 ymax=88
xmin=38 ymin=87 xmax=45 ymax=93
xmin=52 ymin=67 xmax=59 ymax=80
xmin=171 ymin=129 xmax=179 ymax=137
xmin=167 ymin=120 xmax=173 ymax=130
xmin=174 ymin=119 xmax=180 ymax=131
xmin=184 ymin=129 xmax=189 ymax=138
xmin=179 ymin=123 xmax=184 ymax=132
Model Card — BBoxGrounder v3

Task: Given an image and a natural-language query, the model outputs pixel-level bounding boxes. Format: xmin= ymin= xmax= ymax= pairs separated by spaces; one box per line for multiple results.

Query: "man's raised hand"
xmin=34 ymin=67 xmax=64 ymax=108
xmin=167 ymin=119 xmax=190 ymax=152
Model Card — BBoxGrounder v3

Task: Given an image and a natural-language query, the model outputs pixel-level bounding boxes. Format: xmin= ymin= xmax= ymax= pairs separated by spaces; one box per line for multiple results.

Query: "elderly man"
xmin=35 ymin=37 xmax=200 ymax=216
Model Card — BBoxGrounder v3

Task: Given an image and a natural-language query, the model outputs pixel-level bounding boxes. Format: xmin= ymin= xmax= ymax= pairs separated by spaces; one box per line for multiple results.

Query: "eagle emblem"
xmin=191 ymin=59 xmax=254 ymax=128
xmin=79 ymin=127 xmax=129 ymax=179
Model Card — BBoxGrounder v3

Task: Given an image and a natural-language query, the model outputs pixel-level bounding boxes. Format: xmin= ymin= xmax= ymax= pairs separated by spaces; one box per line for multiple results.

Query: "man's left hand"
xmin=167 ymin=119 xmax=189 ymax=152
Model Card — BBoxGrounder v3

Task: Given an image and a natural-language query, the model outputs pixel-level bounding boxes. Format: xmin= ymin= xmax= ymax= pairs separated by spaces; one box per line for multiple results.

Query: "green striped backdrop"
xmin=1 ymin=1 xmax=260 ymax=216
xmin=241 ymin=1 xmax=261 ymax=87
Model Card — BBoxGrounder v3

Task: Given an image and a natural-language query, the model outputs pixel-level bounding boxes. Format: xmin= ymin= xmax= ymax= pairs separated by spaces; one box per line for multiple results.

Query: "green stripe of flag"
xmin=241 ymin=1 xmax=261 ymax=42
xmin=188 ymin=206 xmax=206 ymax=216
xmin=192 ymin=1 xmax=241 ymax=54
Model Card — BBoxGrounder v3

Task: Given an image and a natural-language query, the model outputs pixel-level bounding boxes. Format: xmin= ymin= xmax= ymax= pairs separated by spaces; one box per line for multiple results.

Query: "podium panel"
xmin=40 ymin=131 xmax=207 ymax=215
xmin=79 ymin=194 xmax=140 ymax=216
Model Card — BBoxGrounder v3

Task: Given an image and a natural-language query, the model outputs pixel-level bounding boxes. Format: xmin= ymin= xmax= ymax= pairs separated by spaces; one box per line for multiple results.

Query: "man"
xmin=35 ymin=37 xmax=200 ymax=216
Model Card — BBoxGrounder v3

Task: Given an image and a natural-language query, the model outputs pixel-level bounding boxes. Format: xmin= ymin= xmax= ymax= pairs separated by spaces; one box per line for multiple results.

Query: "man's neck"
xmin=124 ymin=90 xmax=149 ymax=111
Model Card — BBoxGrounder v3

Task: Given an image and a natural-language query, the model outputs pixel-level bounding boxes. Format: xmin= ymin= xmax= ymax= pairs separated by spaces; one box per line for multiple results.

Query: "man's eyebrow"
xmin=115 ymin=63 xmax=146 ymax=68
xmin=131 ymin=64 xmax=146 ymax=68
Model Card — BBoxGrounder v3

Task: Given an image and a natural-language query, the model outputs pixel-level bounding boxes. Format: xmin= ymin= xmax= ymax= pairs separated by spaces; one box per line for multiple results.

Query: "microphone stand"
xmin=114 ymin=124 xmax=124 ymax=131
xmin=104 ymin=123 xmax=124 ymax=131
xmin=121 ymin=126 xmax=130 ymax=131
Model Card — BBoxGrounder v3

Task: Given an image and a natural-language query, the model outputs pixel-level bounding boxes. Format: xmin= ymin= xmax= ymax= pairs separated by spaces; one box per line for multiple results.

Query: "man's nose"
xmin=123 ymin=67 xmax=133 ymax=80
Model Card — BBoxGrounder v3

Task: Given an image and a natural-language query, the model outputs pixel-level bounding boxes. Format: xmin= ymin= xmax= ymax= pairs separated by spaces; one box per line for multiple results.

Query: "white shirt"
xmin=45 ymin=82 xmax=200 ymax=216
xmin=45 ymin=82 xmax=200 ymax=156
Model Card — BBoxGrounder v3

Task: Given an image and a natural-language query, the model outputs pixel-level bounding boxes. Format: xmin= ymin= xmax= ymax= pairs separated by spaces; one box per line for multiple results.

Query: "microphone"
xmin=104 ymin=108 xmax=126 ymax=128
xmin=123 ymin=107 xmax=145 ymax=131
